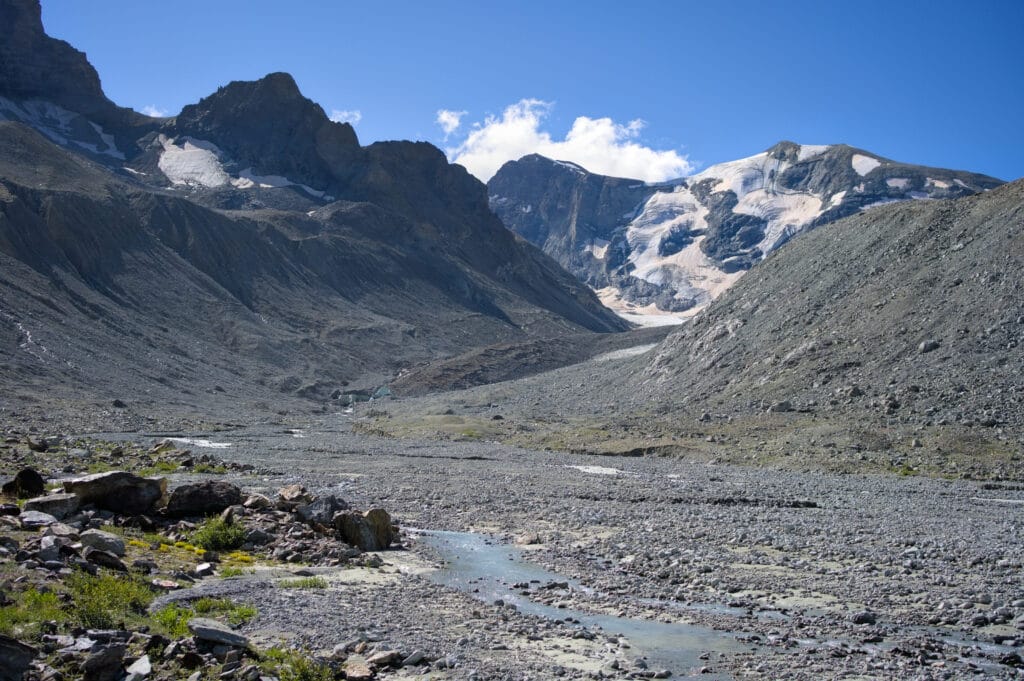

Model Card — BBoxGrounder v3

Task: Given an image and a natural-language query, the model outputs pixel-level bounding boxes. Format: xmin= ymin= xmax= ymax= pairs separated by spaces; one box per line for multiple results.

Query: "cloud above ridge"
xmin=330 ymin=109 xmax=362 ymax=125
xmin=445 ymin=99 xmax=693 ymax=182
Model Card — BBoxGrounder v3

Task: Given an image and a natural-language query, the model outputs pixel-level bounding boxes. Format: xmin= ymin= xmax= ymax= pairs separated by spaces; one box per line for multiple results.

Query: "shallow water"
xmin=418 ymin=529 xmax=747 ymax=679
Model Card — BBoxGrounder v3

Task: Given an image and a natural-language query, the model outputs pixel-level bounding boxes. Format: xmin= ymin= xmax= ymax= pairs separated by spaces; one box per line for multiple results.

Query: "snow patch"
xmin=927 ymin=178 xmax=950 ymax=189
xmin=583 ymin=238 xmax=610 ymax=260
xmin=0 ymin=97 xmax=124 ymax=159
xmin=566 ymin=465 xmax=621 ymax=476
xmin=168 ymin=437 xmax=231 ymax=449
xmin=851 ymin=154 xmax=881 ymax=176
xmin=829 ymin=190 xmax=847 ymax=206
xmin=886 ymin=177 xmax=909 ymax=190
xmin=158 ymin=136 xmax=230 ymax=187
xmin=593 ymin=344 xmax=657 ymax=362
xmin=797 ymin=144 xmax=830 ymax=161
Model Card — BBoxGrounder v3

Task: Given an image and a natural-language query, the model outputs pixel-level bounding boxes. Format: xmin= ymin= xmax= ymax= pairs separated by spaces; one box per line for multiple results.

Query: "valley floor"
xmin=82 ymin=417 xmax=1024 ymax=680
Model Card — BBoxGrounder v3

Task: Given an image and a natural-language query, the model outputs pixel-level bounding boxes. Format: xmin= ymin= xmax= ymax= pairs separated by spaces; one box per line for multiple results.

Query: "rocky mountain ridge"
xmin=0 ymin=0 xmax=626 ymax=428
xmin=489 ymin=144 xmax=1003 ymax=321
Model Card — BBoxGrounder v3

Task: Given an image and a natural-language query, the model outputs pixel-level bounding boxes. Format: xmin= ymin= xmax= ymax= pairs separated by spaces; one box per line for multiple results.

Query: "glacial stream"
xmin=417 ymin=530 xmax=747 ymax=679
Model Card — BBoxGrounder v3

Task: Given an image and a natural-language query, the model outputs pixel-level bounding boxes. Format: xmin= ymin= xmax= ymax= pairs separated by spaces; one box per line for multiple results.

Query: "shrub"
xmin=279 ymin=577 xmax=328 ymax=590
xmin=190 ymin=516 xmax=246 ymax=551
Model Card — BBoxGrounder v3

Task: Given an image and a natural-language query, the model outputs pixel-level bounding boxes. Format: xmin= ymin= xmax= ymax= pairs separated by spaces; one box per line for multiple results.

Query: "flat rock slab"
xmin=19 ymin=510 xmax=58 ymax=528
xmin=63 ymin=471 xmax=165 ymax=514
xmin=23 ymin=493 xmax=80 ymax=520
xmin=187 ymin=617 xmax=249 ymax=648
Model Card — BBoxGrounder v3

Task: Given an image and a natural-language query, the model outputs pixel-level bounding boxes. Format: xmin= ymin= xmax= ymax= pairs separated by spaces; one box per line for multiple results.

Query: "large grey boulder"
xmin=80 ymin=529 xmax=126 ymax=557
xmin=23 ymin=493 xmax=80 ymax=520
xmin=63 ymin=472 xmax=165 ymax=514
xmin=82 ymin=643 xmax=125 ymax=681
xmin=0 ymin=634 xmax=37 ymax=681
xmin=187 ymin=617 xmax=249 ymax=647
xmin=165 ymin=481 xmax=242 ymax=517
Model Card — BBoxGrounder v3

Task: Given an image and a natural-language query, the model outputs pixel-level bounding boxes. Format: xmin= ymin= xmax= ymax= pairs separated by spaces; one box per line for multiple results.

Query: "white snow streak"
xmin=851 ymin=154 xmax=881 ymax=176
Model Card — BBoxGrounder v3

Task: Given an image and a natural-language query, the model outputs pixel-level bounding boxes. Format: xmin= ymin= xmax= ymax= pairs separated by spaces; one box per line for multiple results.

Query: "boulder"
xmin=165 ymin=481 xmax=242 ymax=517
xmin=23 ymin=493 xmax=80 ymax=520
xmin=80 ymin=529 xmax=126 ymax=557
xmin=364 ymin=508 xmax=396 ymax=549
xmin=0 ymin=635 xmax=37 ymax=681
xmin=334 ymin=508 xmax=396 ymax=551
xmin=1 ymin=467 xmax=45 ymax=498
xmin=296 ymin=495 xmax=349 ymax=527
xmin=187 ymin=617 xmax=249 ymax=648
xmin=63 ymin=472 xmax=165 ymax=514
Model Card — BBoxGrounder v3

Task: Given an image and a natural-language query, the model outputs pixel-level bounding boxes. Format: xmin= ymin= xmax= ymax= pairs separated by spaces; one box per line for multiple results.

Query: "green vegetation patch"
xmin=190 ymin=516 xmax=246 ymax=551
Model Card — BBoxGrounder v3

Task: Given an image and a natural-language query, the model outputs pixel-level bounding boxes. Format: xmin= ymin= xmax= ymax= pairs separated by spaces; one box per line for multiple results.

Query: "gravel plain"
xmin=90 ymin=412 xmax=1024 ymax=680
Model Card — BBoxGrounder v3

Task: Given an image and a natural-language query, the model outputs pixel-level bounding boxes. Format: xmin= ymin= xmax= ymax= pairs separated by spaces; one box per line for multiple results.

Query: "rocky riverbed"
xmin=3 ymin=418 xmax=1024 ymax=679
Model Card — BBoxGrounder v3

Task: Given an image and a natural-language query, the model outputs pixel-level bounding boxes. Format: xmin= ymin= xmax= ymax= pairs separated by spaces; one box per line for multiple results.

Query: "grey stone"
xmin=23 ymin=493 xmax=79 ymax=520
xmin=188 ymin=617 xmax=249 ymax=648
xmin=80 ymin=529 xmax=126 ymax=557
xmin=63 ymin=472 xmax=166 ymax=515
xmin=918 ymin=339 xmax=940 ymax=353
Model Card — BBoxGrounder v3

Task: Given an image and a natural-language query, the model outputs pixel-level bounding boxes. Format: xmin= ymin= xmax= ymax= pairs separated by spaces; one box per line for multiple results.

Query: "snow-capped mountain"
xmin=489 ymin=143 xmax=1003 ymax=323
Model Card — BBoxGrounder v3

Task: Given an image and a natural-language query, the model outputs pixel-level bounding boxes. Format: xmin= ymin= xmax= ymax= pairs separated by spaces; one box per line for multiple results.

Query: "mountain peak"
xmin=173 ymin=72 xmax=361 ymax=191
xmin=0 ymin=0 xmax=109 ymax=115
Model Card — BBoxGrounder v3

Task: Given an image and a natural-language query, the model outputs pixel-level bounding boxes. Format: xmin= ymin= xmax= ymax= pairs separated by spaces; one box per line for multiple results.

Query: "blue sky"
xmin=43 ymin=0 xmax=1024 ymax=181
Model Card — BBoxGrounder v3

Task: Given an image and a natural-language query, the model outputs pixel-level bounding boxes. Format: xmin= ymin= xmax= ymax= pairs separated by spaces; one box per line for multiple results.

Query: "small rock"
xmin=366 ymin=650 xmax=400 ymax=667
xmin=296 ymin=495 xmax=349 ymax=527
xmin=918 ymin=339 xmax=940 ymax=353
xmin=851 ymin=610 xmax=877 ymax=625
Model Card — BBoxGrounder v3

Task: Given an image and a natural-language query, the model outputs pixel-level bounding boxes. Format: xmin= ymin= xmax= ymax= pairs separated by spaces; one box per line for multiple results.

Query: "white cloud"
xmin=140 ymin=105 xmax=168 ymax=118
xmin=330 ymin=109 xmax=362 ymax=125
xmin=436 ymin=109 xmax=467 ymax=137
xmin=446 ymin=99 xmax=693 ymax=183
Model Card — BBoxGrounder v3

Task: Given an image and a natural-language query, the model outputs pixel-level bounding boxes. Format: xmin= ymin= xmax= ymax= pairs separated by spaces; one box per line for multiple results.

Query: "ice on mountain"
xmin=158 ymin=136 xmax=231 ymax=187
xmin=797 ymin=144 xmax=830 ymax=161
xmin=851 ymin=154 xmax=882 ymax=176
xmin=886 ymin=177 xmax=910 ymax=190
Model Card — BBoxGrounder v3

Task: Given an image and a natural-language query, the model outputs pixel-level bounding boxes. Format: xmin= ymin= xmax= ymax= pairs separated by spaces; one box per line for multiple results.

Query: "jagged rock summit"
xmin=489 ymin=143 xmax=1003 ymax=321
xmin=0 ymin=0 xmax=626 ymax=427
